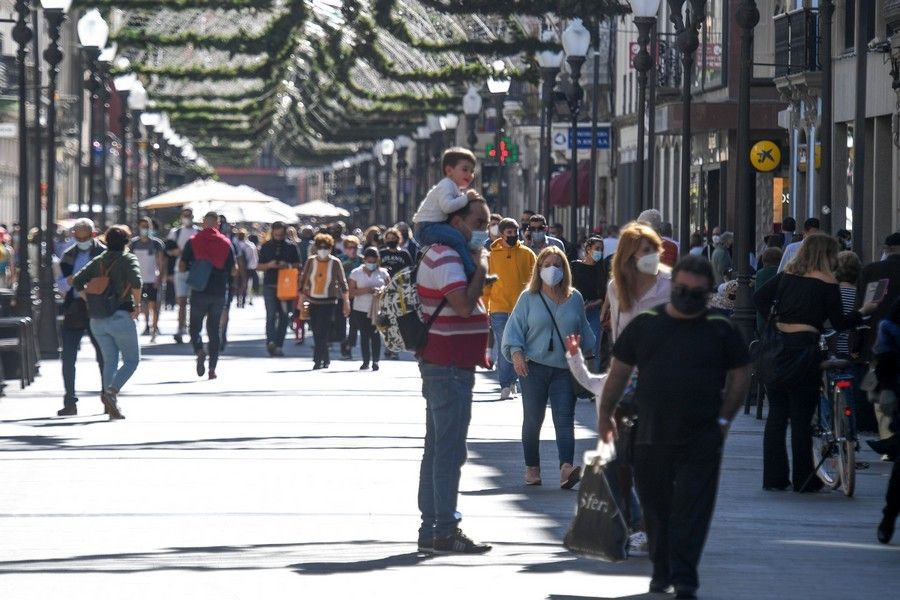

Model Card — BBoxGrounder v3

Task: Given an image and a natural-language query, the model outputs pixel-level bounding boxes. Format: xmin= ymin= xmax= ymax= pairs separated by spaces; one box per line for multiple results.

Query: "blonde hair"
xmin=612 ymin=221 xmax=663 ymax=312
xmin=785 ymin=233 xmax=838 ymax=276
xmin=527 ymin=246 xmax=572 ymax=296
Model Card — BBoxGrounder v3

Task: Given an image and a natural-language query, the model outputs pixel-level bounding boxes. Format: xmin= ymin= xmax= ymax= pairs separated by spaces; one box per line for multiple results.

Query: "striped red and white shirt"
xmin=417 ymin=244 xmax=489 ymax=368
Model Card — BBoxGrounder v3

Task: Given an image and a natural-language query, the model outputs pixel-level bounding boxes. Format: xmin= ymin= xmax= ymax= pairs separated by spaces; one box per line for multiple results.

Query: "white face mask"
xmin=540 ymin=265 xmax=564 ymax=287
xmin=489 ymin=224 xmax=499 ymax=237
xmin=317 ymin=249 xmax=330 ymax=259
xmin=75 ymin=240 xmax=92 ymax=251
xmin=182 ymin=217 xmax=193 ymax=227
xmin=636 ymin=253 xmax=660 ymax=276
xmin=712 ymin=235 xmax=721 ymax=245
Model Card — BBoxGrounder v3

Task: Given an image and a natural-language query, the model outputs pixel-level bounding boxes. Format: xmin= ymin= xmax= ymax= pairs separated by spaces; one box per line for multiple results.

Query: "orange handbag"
xmin=276 ymin=267 xmax=299 ymax=300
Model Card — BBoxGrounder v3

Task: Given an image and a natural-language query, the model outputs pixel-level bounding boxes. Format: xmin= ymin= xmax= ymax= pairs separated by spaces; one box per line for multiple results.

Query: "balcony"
xmin=774 ymin=7 xmax=819 ymax=78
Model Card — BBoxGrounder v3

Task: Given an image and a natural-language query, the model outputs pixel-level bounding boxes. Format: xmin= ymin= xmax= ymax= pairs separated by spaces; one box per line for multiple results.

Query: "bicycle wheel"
xmin=812 ymin=393 xmax=839 ymax=488
xmin=833 ymin=386 xmax=856 ymax=497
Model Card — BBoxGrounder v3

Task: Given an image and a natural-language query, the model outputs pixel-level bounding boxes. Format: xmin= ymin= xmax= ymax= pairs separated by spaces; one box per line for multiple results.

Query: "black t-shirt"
xmin=380 ymin=248 xmax=412 ymax=277
xmin=181 ymin=240 xmax=236 ymax=297
xmin=570 ymin=259 xmax=609 ymax=305
xmin=164 ymin=238 xmax=178 ymax=275
xmin=612 ymin=305 xmax=751 ymax=445
xmin=258 ymin=240 xmax=301 ymax=286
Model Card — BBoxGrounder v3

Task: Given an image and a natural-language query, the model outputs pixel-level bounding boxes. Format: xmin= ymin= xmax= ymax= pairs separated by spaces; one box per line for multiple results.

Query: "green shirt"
xmin=72 ymin=250 xmax=143 ymax=309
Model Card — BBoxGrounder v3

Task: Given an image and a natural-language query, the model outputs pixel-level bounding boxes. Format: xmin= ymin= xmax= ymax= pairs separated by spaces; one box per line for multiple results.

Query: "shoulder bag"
xmin=537 ymin=292 xmax=592 ymax=399
xmin=85 ymin=256 xmax=129 ymax=318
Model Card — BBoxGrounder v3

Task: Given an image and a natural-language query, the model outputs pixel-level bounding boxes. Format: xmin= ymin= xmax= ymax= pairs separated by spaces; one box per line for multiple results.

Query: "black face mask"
xmin=671 ymin=285 xmax=709 ymax=316
xmin=505 ymin=235 xmax=518 ymax=247
xmin=385 ymin=240 xmax=398 ymax=249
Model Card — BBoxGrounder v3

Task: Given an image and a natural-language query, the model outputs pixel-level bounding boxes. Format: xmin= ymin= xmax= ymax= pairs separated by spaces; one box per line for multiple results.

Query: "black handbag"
xmin=753 ymin=276 xmax=786 ymax=386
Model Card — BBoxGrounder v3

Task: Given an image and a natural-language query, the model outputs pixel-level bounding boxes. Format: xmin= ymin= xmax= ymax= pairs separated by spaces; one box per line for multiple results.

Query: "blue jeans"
xmin=417 ymin=222 xmax=475 ymax=277
xmin=417 ymin=362 xmax=475 ymax=540
xmin=60 ymin=325 xmax=104 ymax=405
xmin=519 ymin=360 xmax=576 ymax=467
xmin=586 ymin=309 xmax=602 ymax=363
xmin=89 ymin=311 xmax=140 ymax=392
xmin=490 ymin=312 xmax=517 ymax=389
xmin=263 ymin=285 xmax=291 ymax=347
xmin=190 ymin=292 xmax=226 ymax=371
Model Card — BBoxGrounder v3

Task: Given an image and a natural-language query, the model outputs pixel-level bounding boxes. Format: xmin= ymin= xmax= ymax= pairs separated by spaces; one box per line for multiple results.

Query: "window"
xmin=844 ymin=0 xmax=876 ymax=51
xmin=690 ymin=1 xmax=727 ymax=91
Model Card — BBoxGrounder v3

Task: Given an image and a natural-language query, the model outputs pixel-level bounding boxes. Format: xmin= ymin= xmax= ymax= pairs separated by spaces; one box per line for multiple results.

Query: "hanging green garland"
xmin=84 ymin=0 xmax=277 ymax=10
xmin=416 ymin=0 xmax=629 ymax=19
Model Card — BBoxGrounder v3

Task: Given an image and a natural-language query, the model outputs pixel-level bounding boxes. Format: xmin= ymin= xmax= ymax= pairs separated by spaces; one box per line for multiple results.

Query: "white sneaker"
xmin=628 ymin=531 xmax=649 ymax=557
xmin=511 ymin=382 xmax=518 ymax=395
xmin=500 ymin=387 xmax=512 ymax=400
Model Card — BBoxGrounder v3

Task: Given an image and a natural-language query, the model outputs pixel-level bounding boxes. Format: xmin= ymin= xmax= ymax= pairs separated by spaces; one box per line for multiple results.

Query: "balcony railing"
xmin=774 ymin=7 xmax=819 ymax=78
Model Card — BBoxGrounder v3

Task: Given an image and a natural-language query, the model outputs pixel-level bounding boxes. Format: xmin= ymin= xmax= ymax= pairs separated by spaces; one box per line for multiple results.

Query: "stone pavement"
xmin=1 ymin=303 xmax=898 ymax=600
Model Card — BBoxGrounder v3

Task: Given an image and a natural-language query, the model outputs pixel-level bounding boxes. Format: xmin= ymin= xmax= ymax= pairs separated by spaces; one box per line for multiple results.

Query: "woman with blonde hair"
xmin=755 ymin=233 xmax=879 ymax=492
xmin=502 ymin=246 xmax=595 ymax=488
xmin=299 ymin=233 xmax=350 ymax=369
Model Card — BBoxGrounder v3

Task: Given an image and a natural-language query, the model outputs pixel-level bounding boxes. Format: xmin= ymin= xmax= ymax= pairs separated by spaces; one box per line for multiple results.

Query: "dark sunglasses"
xmin=672 ymin=284 xmax=709 ymax=300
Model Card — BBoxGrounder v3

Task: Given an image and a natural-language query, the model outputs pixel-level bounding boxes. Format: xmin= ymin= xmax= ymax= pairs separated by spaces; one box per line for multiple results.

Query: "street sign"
xmin=0 ymin=122 xmax=17 ymax=138
xmin=750 ymin=140 xmax=781 ymax=172
xmin=551 ymin=125 xmax=611 ymax=150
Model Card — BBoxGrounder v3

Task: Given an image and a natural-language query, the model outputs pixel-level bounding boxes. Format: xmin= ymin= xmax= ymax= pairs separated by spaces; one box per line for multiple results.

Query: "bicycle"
xmin=810 ymin=356 xmax=859 ymax=496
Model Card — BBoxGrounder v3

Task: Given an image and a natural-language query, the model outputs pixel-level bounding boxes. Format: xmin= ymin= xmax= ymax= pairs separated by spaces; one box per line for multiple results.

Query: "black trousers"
xmin=189 ymin=292 xmax=225 ymax=371
xmin=763 ymin=385 xmax=818 ymax=490
xmin=351 ymin=310 xmax=380 ymax=364
xmin=633 ymin=427 xmax=723 ymax=592
xmin=309 ymin=301 xmax=336 ymax=365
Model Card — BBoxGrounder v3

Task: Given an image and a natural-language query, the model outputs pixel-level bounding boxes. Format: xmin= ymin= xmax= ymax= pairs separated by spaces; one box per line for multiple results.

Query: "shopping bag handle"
xmin=584 ymin=440 xmax=616 ymax=468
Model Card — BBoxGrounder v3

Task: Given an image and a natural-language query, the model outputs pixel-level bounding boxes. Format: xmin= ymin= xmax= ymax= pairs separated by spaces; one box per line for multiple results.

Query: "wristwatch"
xmin=717 ymin=417 xmax=731 ymax=428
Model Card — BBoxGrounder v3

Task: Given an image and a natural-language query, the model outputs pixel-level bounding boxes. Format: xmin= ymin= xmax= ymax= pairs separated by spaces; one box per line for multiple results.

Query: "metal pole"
xmin=118 ymin=90 xmax=130 ymax=225
xmin=733 ymin=0 xmax=761 ymax=344
xmin=30 ymin=8 xmax=41 ymax=244
xmin=494 ymin=94 xmax=505 ymax=215
xmin=98 ymin=76 xmax=110 ymax=227
xmin=851 ymin=0 xmax=866 ymax=257
xmin=568 ymin=55 xmax=586 ymax=245
xmin=37 ymin=7 xmax=66 ymax=359
xmin=537 ymin=70 xmax=548 ymax=216
xmin=132 ymin=111 xmax=143 ymax=219
xmin=85 ymin=48 xmax=100 ymax=223
xmin=819 ymin=0 xmax=834 ymax=233
xmin=589 ymin=19 xmax=602 ymax=230
xmin=13 ymin=0 xmax=32 ymax=316
xmin=646 ymin=20 xmax=659 ymax=212
xmin=634 ymin=16 xmax=655 ymax=213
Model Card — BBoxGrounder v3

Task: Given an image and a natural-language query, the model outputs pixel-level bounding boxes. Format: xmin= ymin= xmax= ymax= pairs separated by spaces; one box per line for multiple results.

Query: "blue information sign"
xmin=569 ymin=126 xmax=611 ymax=149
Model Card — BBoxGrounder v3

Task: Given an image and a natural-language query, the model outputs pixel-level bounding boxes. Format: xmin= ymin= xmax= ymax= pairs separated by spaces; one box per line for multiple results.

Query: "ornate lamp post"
xmin=562 ymin=18 xmax=591 ymax=246
xmin=732 ymin=0 xmax=761 ymax=343
xmin=78 ymin=8 xmax=109 ymax=223
xmin=36 ymin=0 xmax=73 ymax=358
xmin=631 ymin=0 xmax=661 ymax=213
xmin=128 ymin=80 xmax=148 ymax=216
xmin=668 ymin=0 xmax=706 ymax=253
xmin=414 ymin=125 xmax=430 ymax=200
xmin=395 ymin=135 xmax=411 ymax=220
xmin=462 ymin=85 xmax=482 ymax=151
xmin=152 ymin=115 xmax=170 ymax=194
xmin=487 ymin=60 xmax=511 ymax=215
xmin=139 ymin=112 xmax=160 ymax=199
xmin=113 ymin=64 xmax=136 ymax=225
xmin=537 ymin=30 xmax=563 ymax=218
xmin=12 ymin=0 xmax=33 ymax=316
xmin=377 ymin=138 xmax=394 ymax=224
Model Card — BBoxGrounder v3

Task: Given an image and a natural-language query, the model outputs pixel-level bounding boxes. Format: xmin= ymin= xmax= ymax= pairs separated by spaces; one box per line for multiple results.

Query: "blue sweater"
xmin=501 ymin=289 xmax=596 ymax=370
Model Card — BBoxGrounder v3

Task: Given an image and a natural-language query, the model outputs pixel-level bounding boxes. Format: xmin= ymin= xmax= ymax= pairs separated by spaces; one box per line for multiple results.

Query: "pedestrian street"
xmin=0 ymin=304 xmax=896 ymax=599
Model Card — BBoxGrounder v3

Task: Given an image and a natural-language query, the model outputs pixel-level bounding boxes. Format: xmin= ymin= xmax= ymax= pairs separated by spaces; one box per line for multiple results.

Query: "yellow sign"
xmin=750 ymin=140 xmax=781 ymax=172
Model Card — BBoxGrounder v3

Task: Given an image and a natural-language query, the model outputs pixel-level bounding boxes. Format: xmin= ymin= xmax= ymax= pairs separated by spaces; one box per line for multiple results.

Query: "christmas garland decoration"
xmin=84 ymin=0 xmax=277 ymax=10
xmin=415 ymin=0 xmax=629 ymax=19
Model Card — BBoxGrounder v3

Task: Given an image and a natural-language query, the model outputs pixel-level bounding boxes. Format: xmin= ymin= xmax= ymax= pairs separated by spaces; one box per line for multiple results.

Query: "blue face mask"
xmin=591 ymin=250 xmax=603 ymax=262
xmin=468 ymin=230 xmax=489 ymax=251
xmin=364 ymin=262 xmax=378 ymax=271
xmin=75 ymin=240 xmax=92 ymax=251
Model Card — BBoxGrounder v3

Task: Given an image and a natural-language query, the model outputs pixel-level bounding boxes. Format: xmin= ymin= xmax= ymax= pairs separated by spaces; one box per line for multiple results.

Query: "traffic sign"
xmin=551 ymin=125 xmax=611 ymax=150
xmin=750 ymin=140 xmax=781 ymax=172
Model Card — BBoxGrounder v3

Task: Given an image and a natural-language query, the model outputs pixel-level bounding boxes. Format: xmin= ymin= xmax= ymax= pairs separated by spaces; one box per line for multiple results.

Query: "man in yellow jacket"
xmin=484 ymin=218 xmax=536 ymax=400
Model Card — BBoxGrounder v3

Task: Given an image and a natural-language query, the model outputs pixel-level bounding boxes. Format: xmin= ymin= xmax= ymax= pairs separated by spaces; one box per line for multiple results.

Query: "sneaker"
xmin=525 ymin=466 xmax=542 ymax=486
xmin=372 ymin=363 xmax=379 ymax=371
xmin=674 ymin=588 xmax=697 ymax=599
xmin=272 ymin=347 xmax=284 ymax=357
xmin=56 ymin=405 xmax=77 ymax=416
xmin=878 ymin=515 xmax=895 ymax=544
xmin=649 ymin=580 xmax=671 ymax=594
xmin=101 ymin=388 xmax=125 ymax=421
xmin=266 ymin=341 xmax=276 ymax=356
xmin=196 ymin=350 xmax=207 ymax=377
xmin=560 ymin=463 xmax=582 ymax=489
xmin=360 ymin=362 xmax=370 ymax=370
xmin=208 ymin=370 xmax=217 ymax=380
xmin=432 ymin=529 xmax=491 ymax=555
xmin=628 ymin=531 xmax=649 ymax=557
xmin=500 ymin=387 xmax=512 ymax=400
xmin=417 ymin=538 xmax=434 ymax=554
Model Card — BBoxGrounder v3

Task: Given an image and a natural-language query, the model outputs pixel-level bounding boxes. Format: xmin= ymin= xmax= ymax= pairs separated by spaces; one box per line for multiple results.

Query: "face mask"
xmin=591 ymin=250 xmax=603 ymax=262
xmin=317 ymin=249 xmax=330 ymax=259
xmin=385 ymin=240 xmax=398 ymax=249
xmin=468 ymin=230 xmax=489 ymax=251
xmin=364 ymin=262 xmax=378 ymax=272
xmin=712 ymin=235 xmax=721 ymax=245
xmin=636 ymin=253 xmax=660 ymax=276
xmin=139 ymin=228 xmax=150 ymax=237
xmin=671 ymin=286 xmax=708 ymax=316
xmin=505 ymin=235 xmax=518 ymax=247
xmin=540 ymin=265 xmax=564 ymax=286
xmin=531 ymin=231 xmax=546 ymax=244
xmin=489 ymin=225 xmax=500 ymax=237
xmin=882 ymin=252 xmax=889 ymax=261
xmin=75 ymin=240 xmax=92 ymax=251
xmin=182 ymin=217 xmax=193 ymax=227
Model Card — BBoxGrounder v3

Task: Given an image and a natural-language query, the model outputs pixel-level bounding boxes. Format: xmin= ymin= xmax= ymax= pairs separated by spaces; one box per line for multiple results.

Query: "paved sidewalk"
xmin=0 ymin=303 xmax=898 ymax=599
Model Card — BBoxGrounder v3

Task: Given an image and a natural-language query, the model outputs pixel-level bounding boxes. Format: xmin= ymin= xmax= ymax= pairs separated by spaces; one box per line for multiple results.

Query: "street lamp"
xmin=379 ymin=138 xmax=395 ymax=224
xmin=669 ymin=0 xmax=706 ymax=253
xmin=732 ymin=0 xmax=761 ymax=344
xmin=113 ymin=62 xmax=136 ymax=225
xmin=78 ymin=8 xmax=109 ymax=223
xmin=12 ymin=0 xmax=33 ymax=316
xmin=414 ymin=125 xmax=431 ymax=201
xmin=562 ymin=17 xmax=590 ymax=247
xmin=537 ymin=29 xmax=563 ymax=218
xmin=140 ymin=112 xmax=160 ymax=199
xmin=153 ymin=114 xmax=170 ymax=194
xmin=36 ymin=0 xmax=73 ymax=358
xmin=396 ymin=135 xmax=411 ymax=220
xmin=128 ymin=80 xmax=148 ymax=215
xmin=443 ymin=113 xmax=459 ymax=147
xmin=487 ymin=59 xmax=511 ymax=214
xmin=462 ymin=85 xmax=482 ymax=150
xmin=631 ymin=0 xmax=661 ymax=213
